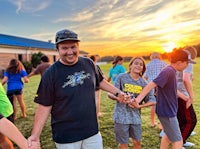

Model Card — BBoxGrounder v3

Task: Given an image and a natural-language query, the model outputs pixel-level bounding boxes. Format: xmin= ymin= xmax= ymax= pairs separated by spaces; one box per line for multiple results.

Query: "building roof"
xmin=0 ymin=33 xmax=55 ymax=50
xmin=0 ymin=33 xmax=89 ymax=55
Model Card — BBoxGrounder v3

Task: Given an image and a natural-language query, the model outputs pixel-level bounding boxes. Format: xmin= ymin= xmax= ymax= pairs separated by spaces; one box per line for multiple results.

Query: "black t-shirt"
xmin=34 ymin=57 xmax=103 ymax=143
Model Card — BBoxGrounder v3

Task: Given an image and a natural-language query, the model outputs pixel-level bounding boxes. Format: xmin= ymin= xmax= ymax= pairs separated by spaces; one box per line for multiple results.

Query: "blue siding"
xmin=0 ymin=34 xmax=55 ymax=50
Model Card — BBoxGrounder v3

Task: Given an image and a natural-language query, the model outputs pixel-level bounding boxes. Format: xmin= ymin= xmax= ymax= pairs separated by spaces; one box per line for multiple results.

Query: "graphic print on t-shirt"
xmin=123 ymin=83 xmax=143 ymax=98
xmin=62 ymin=71 xmax=91 ymax=88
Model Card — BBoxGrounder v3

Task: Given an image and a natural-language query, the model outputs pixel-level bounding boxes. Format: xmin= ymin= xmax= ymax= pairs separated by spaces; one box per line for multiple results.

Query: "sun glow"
xmin=162 ymin=42 xmax=177 ymax=53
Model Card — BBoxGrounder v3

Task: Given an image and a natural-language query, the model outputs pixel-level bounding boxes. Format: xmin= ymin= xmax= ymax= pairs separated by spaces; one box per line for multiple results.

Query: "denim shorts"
xmin=114 ymin=122 xmax=141 ymax=144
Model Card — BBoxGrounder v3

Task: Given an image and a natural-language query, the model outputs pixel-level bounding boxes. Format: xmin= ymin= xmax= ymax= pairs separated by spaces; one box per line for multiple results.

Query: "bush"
xmin=22 ymin=61 xmax=32 ymax=74
xmin=31 ymin=52 xmax=44 ymax=68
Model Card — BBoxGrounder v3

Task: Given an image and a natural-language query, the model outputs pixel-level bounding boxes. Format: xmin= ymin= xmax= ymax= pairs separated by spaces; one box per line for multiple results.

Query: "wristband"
xmin=114 ymin=90 xmax=120 ymax=97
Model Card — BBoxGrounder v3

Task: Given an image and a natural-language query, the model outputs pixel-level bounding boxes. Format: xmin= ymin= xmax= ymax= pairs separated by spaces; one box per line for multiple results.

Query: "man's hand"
xmin=27 ymin=135 xmax=40 ymax=149
xmin=117 ymin=92 xmax=131 ymax=104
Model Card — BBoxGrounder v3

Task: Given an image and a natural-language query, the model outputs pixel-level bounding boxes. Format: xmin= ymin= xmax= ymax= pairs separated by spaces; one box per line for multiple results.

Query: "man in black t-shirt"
xmin=28 ymin=29 xmax=127 ymax=149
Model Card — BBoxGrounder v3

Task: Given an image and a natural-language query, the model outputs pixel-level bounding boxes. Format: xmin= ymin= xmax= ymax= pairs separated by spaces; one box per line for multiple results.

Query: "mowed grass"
xmin=10 ymin=58 xmax=200 ymax=149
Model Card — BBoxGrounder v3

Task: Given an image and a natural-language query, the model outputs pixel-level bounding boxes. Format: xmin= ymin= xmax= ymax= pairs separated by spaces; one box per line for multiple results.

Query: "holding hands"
xmin=128 ymin=99 xmax=140 ymax=109
xmin=108 ymin=91 xmax=132 ymax=104
xmin=27 ymin=135 xmax=41 ymax=149
xmin=108 ymin=91 xmax=141 ymax=109
xmin=116 ymin=92 xmax=141 ymax=109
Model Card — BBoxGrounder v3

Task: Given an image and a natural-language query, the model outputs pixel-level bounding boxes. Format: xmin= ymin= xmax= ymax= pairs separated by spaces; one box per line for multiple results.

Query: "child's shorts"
xmin=114 ymin=122 xmax=141 ymax=144
xmin=159 ymin=116 xmax=182 ymax=142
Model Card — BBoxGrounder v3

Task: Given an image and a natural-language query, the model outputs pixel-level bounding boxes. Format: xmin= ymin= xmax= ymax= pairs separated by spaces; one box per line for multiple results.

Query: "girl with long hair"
xmin=108 ymin=57 xmax=156 ymax=149
xmin=2 ymin=59 xmax=29 ymax=120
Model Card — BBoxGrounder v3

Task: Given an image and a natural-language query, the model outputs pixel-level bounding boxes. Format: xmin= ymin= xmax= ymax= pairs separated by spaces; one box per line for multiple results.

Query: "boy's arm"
xmin=100 ymin=79 xmax=128 ymax=103
xmin=139 ymin=101 xmax=156 ymax=108
xmin=183 ymin=72 xmax=194 ymax=103
xmin=129 ymin=100 xmax=156 ymax=109
xmin=135 ymin=81 xmax=157 ymax=103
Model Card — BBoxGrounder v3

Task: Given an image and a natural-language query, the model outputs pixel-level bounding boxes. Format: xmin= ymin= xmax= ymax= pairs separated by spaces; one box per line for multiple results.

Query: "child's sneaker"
xmin=190 ymin=131 xmax=196 ymax=136
xmin=183 ymin=142 xmax=195 ymax=147
xmin=159 ymin=130 xmax=165 ymax=137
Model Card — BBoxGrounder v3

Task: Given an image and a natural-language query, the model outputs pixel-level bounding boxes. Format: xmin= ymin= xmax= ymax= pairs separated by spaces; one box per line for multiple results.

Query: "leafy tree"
xmin=22 ymin=52 xmax=44 ymax=74
xmin=22 ymin=61 xmax=32 ymax=74
xmin=31 ymin=52 xmax=44 ymax=68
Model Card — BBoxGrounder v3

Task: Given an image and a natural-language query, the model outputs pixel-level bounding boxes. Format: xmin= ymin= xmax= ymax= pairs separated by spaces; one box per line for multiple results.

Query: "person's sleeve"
xmin=3 ymin=71 xmax=8 ymax=77
xmin=153 ymin=68 xmax=171 ymax=88
xmin=34 ymin=70 xmax=54 ymax=106
xmin=20 ymin=70 xmax=28 ymax=77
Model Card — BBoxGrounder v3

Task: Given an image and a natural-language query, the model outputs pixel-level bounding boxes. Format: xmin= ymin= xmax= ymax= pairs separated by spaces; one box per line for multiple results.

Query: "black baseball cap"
xmin=55 ymin=29 xmax=80 ymax=45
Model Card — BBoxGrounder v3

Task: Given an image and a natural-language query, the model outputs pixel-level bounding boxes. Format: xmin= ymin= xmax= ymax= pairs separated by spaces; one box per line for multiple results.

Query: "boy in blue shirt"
xmin=131 ymin=50 xmax=195 ymax=149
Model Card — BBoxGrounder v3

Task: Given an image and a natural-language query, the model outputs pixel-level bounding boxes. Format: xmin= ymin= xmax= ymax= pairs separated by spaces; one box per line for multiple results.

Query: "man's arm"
xmin=99 ymin=79 xmax=128 ymax=103
xmin=28 ymin=104 xmax=52 ymax=146
xmin=100 ymin=79 xmax=120 ymax=96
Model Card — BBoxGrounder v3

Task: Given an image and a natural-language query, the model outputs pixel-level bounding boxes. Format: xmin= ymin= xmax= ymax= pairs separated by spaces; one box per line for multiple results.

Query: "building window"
xmin=18 ymin=54 xmax=22 ymax=61
xmin=53 ymin=55 xmax=56 ymax=62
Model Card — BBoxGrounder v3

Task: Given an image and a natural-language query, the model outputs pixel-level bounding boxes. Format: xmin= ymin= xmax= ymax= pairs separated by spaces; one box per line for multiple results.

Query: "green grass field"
xmin=11 ymin=58 xmax=200 ymax=149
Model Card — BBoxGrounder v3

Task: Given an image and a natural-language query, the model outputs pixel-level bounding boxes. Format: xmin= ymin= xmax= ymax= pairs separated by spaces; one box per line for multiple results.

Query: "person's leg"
xmin=160 ymin=134 xmax=170 ymax=149
xmin=160 ymin=133 xmax=183 ymax=149
xmin=130 ymin=124 xmax=142 ymax=149
xmin=16 ymin=94 xmax=26 ymax=118
xmin=177 ymin=98 xmax=197 ymax=144
xmin=159 ymin=117 xmax=183 ymax=149
xmin=177 ymin=98 xmax=187 ymax=142
xmin=82 ymin=132 xmax=103 ymax=149
xmin=119 ymin=144 xmax=128 ymax=149
xmin=132 ymin=139 xmax=141 ymax=149
xmin=95 ymin=90 xmax=102 ymax=117
xmin=182 ymin=104 xmax=197 ymax=146
xmin=114 ymin=123 xmax=129 ymax=149
xmin=7 ymin=93 xmax=16 ymax=121
xmin=13 ymin=97 xmax=17 ymax=120
xmin=150 ymin=106 xmax=156 ymax=127
xmin=171 ymin=140 xmax=183 ymax=149
xmin=0 ymin=133 xmax=14 ymax=149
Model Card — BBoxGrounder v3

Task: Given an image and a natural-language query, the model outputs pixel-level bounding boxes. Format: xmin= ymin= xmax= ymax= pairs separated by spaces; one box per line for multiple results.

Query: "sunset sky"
xmin=1 ymin=0 xmax=200 ymax=57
